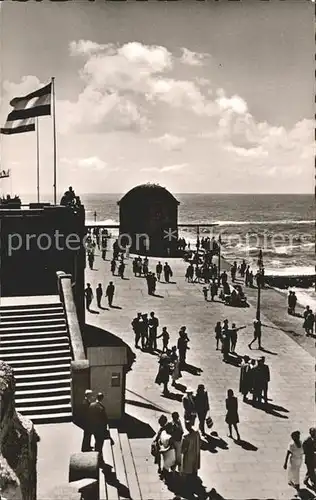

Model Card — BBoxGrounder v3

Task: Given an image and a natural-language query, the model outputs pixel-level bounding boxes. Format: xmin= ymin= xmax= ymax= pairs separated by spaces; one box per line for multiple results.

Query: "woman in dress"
xmin=225 ymin=389 xmax=240 ymax=441
xmin=283 ymin=430 xmax=304 ymax=492
xmin=169 ymin=346 xmax=181 ymax=386
xmin=159 ymin=422 xmax=176 ymax=479
xmin=152 ymin=415 xmax=168 ymax=474
xmin=155 ymin=353 xmax=171 ymax=395
xmin=215 ymin=321 xmax=222 ymax=350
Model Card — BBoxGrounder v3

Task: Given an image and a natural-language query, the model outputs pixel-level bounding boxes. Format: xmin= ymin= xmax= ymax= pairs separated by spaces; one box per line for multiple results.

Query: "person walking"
xmin=155 ymin=353 xmax=171 ymax=395
xmin=152 ymin=415 xmax=168 ymax=475
xmin=177 ymin=328 xmax=190 ymax=369
xmin=194 ymin=384 xmax=210 ymax=436
xmin=248 ymin=319 xmax=262 ymax=350
xmin=156 ymin=261 xmax=163 ymax=281
xmin=170 ymin=412 xmax=184 ymax=471
xmin=131 ymin=312 xmax=142 ymax=348
xmin=105 ymin=281 xmax=115 ymax=307
xmin=110 ymin=259 xmax=116 ymax=276
xmin=284 ymin=431 xmax=304 ymax=492
xmin=169 ymin=346 xmax=181 ymax=386
xmin=221 ymin=328 xmax=230 ymax=363
xmin=140 ymin=313 xmax=149 ymax=350
xmin=182 ymin=389 xmax=197 ymax=424
xmin=164 ymin=262 xmax=173 ymax=283
xmin=84 ymin=284 xmax=93 ymax=311
xmin=158 ymin=422 xmax=176 ymax=479
xmin=239 ymin=355 xmax=253 ymax=402
xmin=148 ymin=311 xmax=159 ymax=351
xmin=157 ymin=327 xmax=170 ymax=353
xmin=81 ymin=389 xmax=93 ymax=452
xmin=225 ymin=389 xmax=240 ymax=441
xmin=88 ymin=392 xmax=112 ymax=466
xmin=118 ymin=261 xmax=125 ymax=279
xmin=181 ymin=419 xmax=205 ymax=500
xmin=210 ymin=280 xmax=218 ymax=301
xmin=256 ymin=356 xmax=270 ymax=404
xmin=303 ymin=427 xmax=316 ymax=488
xmin=215 ymin=321 xmax=222 ymax=350
xmin=88 ymin=251 xmax=94 ymax=270
xmin=96 ymin=284 xmax=103 ymax=309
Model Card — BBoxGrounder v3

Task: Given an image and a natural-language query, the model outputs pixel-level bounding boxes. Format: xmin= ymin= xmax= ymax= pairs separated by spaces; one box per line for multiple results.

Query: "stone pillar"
xmin=71 ymin=360 xmax=90 ymax=426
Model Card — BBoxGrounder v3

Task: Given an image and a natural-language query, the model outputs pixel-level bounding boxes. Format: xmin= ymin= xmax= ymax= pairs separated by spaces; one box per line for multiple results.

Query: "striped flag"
xmin=0 ymin=169 xmax=10 ymax=179
xmin=0 ymin=82 xmax=51 ymax=134
xmin=0 ymin=116 xmax=35 ymax=135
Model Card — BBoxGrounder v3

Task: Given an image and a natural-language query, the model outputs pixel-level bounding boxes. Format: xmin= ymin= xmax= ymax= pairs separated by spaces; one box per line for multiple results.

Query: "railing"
xmin=57 ymin=271 xmax=90 ymax=425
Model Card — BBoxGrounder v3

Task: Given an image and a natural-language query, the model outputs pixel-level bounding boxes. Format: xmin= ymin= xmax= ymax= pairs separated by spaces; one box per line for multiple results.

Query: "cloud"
xmin=69 ymin=40 xmax=109 ymax=56
xmin=180 ymin=48 xmax=208 ymax=66
xmin=61 ymin=156 xmax=108 ymax=171
xmin=140 ymin=163 xmax=187 ymax=173
xmin=160 ymin=163 xmax=187 ymax=172
xmin=150 ymin=133 xmax=186 ymax=151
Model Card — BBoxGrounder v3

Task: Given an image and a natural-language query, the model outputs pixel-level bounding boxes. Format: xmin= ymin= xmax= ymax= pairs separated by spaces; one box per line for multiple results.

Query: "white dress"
xmin=288 ymin=441 xmax=304 ymax=485
xmin=159 ymin=430 xmax=176 ymax=470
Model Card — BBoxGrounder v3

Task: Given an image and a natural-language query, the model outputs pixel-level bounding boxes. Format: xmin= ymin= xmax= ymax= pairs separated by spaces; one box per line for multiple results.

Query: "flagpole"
xmin=51 ymin=77 xmax=57 ymax=205
xmin=36 ymin=117 xmax=40 ymax=203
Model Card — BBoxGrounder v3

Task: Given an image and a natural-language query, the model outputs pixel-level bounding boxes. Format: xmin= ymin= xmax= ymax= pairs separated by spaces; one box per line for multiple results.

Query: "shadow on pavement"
xmin=126 ymin=398 xmax=165 ymax=412
xmin=161 ymin=391 xmax=183 ymax=402
xmin=182 ymin=363 xmax=203 ymax=376
xmin=117 ymin=413 xmax=156 ymax=439
xmin=233 ymin=438 xmax=258 ymax=451
xmin=246 ymin=400 xmax=289 ymax=419
xmin=201 ymin=432 xmax=229 ymax=454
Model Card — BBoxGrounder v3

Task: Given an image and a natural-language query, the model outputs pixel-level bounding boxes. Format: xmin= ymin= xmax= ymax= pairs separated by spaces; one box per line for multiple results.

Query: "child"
xmin=157 ymin=327 xmax=170 ymax=352
xmin=202 ymin=286 xmax=208 ymax=301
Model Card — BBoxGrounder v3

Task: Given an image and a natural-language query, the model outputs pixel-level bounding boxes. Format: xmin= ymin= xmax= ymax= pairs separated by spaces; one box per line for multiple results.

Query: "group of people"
xmin=214 ymin=319 xmax=247 ymax=359
xmin=303 ymin=305 xmax=315 ymax=336
xmin=239 ymin=355 xmax=270 ymax=404
xmin=84 ymin=281 xmax=115 ymax=310
xmin=283 ymin=427 xmax=316 ymax=494
xmin=152 ymin=385 xmax=241 ymax=498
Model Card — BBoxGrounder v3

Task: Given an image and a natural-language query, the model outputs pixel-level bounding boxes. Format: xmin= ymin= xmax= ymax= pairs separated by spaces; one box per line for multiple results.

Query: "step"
xmin=0 ymin=336 xmax=69 ymax=346
xmin=0 ymin=329 xmax=68 ymax=340
xmin=17 ymin=410 xmax=72 ymax=424
xmin=111 ymin=429 xmax=129 ymax=500
xmin=0 ymin=307 xmax=65 ymax=321
xmin=14 ymin=368 xmax=71 ymax=380
xmin=0 ymin=349 xmax=71 ymax=360
xmin=119 ymin=434 xmax=142 ymax=500
xmin=103 ymin=439 xmax=119 ymax=500
xmin=16 ymin=394 xmax=71 ymax=406
xmin=5 ymin=356 xmax=71 ymax=366
xmin=17 ymin=378 xmax=71 ymax=388
xmin=0 ymin=303 xmax=62 ymax=311
xmin=0 ymin=318 xmax=67 ymax=326
xmin=16 ymin=386 xmax=70 ymax=397
xmin=0 ymin=343 xmax=69 ymax=352
xmin=0 ymin=324 xmax=67 ymax=332
xmin=16 ymin=402 xmax=72 ymax=414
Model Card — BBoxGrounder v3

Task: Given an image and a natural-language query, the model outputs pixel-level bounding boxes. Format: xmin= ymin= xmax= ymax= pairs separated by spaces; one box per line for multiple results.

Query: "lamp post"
xmin=256 ymin=249 xmax=264 ymax=321
xmin=218 ymin=234 xmax=222 ymax=286
xmin=93 ymin=210 xmax=97 ymax=222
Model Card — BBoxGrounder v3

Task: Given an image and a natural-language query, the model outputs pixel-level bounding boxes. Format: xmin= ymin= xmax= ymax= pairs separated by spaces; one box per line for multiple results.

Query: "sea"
xmin=82 ymin=193 xmax=315 ymax=309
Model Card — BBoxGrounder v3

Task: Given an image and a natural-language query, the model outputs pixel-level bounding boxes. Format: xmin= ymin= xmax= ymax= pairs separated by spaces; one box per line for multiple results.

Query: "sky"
xmin=0 ymin=0 xmax=314 ymax=199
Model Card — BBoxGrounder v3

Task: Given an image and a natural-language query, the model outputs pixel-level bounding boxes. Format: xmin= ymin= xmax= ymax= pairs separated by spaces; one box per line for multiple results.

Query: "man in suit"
xmin=81 ymin=389 xmax=93 ymax=452
xmin=106 ymin=281 xmax=115 ymax=307
xmin=257 ymin=356 xmax=270 ymax=404
xmin=182 ymin=389 xmax=197 ymax=425
xmin=88 ymin=392 xmax=112 ymax=466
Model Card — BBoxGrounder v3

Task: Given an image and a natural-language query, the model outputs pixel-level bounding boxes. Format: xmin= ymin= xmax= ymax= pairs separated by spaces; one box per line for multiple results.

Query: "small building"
xmin=117 ymin=183 xmax=180 ymax=256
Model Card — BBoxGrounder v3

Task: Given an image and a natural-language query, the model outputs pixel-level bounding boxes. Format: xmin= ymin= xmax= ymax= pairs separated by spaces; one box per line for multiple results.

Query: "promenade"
xmin=83 ymin=249 xmax=315 ymax=500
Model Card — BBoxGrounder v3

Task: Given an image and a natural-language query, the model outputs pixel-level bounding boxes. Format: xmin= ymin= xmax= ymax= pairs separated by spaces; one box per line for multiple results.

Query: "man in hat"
xmin=88 ymin=392 xmax=112 ymax=466
xmin=303 ymin=427 xmax=316 ymax=488
xmin=81 ymin=389 xmax=93 ymax=452
xmin=255 ymin=356 xmax=270 ymax=404
xmin=182 ymin=389 xmax=197 ymax=424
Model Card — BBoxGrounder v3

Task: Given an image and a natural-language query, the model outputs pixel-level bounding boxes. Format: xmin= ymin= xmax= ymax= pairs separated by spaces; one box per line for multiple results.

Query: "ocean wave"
xmin=215 ymin=220 xmax=314 ymax=226
xmin=265 ymin=266 xmax=315 ymax=276
xmin=275 ymin=287 xmax=316 ymax=310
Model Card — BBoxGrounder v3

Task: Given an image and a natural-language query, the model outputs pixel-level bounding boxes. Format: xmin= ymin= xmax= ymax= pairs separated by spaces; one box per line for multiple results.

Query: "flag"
xmin=0 ymin=169 xmax=10 ymax=179
xmin=5 ymin=82 xmax=51 ymax=122
xmin=0 ymin=116 xmax=35 ymax=135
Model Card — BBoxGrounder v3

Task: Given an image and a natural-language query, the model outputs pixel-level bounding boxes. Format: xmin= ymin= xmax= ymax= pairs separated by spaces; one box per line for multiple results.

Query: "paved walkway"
xmin=83 ymin=250 xmax=314 ymax=500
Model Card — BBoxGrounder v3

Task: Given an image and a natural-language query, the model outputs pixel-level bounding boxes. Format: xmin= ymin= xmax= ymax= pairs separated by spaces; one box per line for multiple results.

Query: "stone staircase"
xmin=100 ymin=429 xmax=142 ymax=500
xmin=0 ymin=297 xmax=72 ymax=424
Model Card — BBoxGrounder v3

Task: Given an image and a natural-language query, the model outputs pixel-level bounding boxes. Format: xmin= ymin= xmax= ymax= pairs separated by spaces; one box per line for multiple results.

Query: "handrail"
xmin=57 ymin=271 xmax=85 ymax=360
